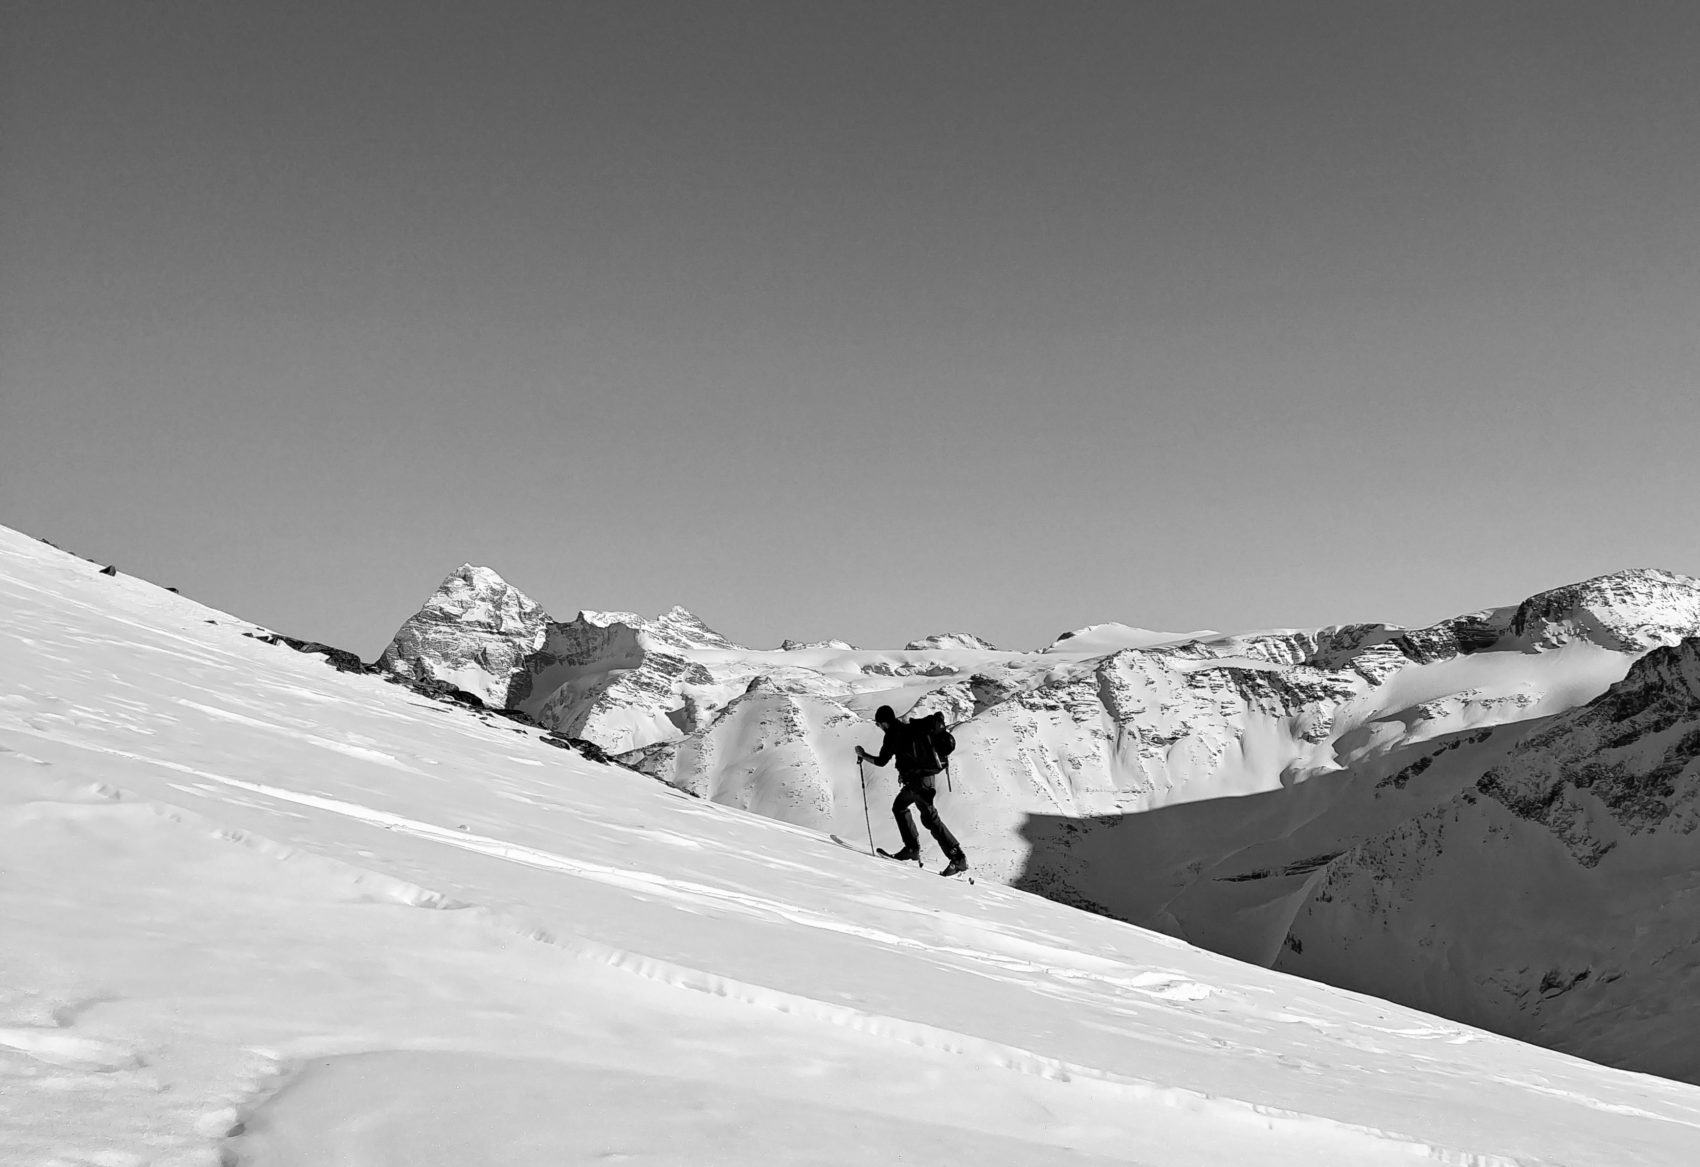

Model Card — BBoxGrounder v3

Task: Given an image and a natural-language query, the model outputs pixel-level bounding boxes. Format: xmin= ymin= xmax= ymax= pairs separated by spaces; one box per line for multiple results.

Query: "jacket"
xmin=864 ymin=718 xmax=943 ymax=781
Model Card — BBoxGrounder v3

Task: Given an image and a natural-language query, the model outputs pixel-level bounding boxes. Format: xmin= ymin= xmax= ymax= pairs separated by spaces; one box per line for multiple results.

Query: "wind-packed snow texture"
xmin=8 ymin=523 xmax=1700 ymax=1164
xmin=378 ymin=559 xmax=1700 ymax=1081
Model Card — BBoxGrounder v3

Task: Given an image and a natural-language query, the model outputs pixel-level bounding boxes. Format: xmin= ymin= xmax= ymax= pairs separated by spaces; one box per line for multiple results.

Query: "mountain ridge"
xmin=365 ymin=557 xmax=1700 ymax=1082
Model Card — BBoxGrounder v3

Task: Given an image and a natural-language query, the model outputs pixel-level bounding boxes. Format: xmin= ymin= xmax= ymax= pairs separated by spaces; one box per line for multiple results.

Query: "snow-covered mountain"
xmin=376 ymin=563 xmax=549 ymax=706
xmin=379 ymin=566 xmax=750 ymax=752
xmin=905 ymin=632 xmax=999 ymax=651
xmin=375 ymin=560 xmax=1700 ymax=1083
xmin=9 ymin=522 xmax=1700 ymax=1165
xmin=1274 ymin=635 xmax=1700 ymax=1083
xmin=377 ymin=563 xmax=1700 ymax=885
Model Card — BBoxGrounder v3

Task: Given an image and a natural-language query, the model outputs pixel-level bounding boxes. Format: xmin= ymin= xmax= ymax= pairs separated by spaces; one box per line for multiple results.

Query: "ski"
xmin=828 ymin=834 xmax=923 ymax=867
xmin=829 ymin=834 xmax=971 ymax=880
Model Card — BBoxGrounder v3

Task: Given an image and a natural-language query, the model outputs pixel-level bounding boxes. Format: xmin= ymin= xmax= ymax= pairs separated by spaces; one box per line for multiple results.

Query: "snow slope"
xmin=378 ymin=569 xmax=1700 ymax=914
xmin=7 ymin=523 xmax=1700 ymax=1166
xmin=585 ymin=579 xmax=1697 ymax=958
xmin=1275 ymin=637 xmax=1700 ymax=1084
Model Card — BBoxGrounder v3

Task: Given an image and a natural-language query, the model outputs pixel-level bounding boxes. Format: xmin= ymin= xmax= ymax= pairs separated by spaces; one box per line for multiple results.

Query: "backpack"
xmin=905 ymin=712 xmax=956 ymax=775
xmin=932 ymin=714 xmax=957 ymax=763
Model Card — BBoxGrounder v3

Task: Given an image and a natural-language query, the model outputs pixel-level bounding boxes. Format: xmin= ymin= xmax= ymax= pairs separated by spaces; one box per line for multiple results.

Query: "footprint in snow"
xmin=0 ymin=1026 xmax=145 ymax=1072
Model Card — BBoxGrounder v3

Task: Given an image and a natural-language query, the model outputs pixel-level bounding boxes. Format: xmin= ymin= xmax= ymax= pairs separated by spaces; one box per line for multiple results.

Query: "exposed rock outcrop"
xmin=378 ymin=571 xmax=750 ymax=755
xmin=1508 ymin=568 xmax=1700 ymax=651
xmin=377 ymin=565 xmax=550 ymax=707
xmin=512 ymin=607 xmax=745 ymax=754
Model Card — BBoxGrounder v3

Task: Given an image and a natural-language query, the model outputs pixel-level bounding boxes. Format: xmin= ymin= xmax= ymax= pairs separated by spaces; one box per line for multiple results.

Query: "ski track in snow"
xmin=14 ymin=728 xmax=1227 ymax=1013
xmin=0 ymin=766 xmax=1540 ymax=1167
xmin=14 ymin=703 xmax=1700 ymax=1148
xmin=174 ymin=698 xmax=425 ymax=771
xmin=0 ymin=1026 xmax=145 ymax=1073
xmin=20 ymin=724 xmax=1699 ymax=1167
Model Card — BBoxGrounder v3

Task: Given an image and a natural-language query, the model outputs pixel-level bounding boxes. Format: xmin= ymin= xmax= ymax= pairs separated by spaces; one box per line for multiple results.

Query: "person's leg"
xmin=890 ymin=785 xmax=921 ymax=856
xmin=913 ymin=786 xmax=964 ymax=860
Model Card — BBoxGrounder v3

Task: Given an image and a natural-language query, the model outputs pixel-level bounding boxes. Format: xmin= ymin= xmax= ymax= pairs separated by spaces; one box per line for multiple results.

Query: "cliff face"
xmin=1274 ymin=637 xmax=1700 ymax=1082
xmin=509 ymin=608 xmax=747 ymax=754
xmin=375 ymin=564 xmax=550 ymax=706
xmin=379 ymin=573 xmax=752 ymax=753
xmin=1473 ymin=639 xmax=1700 ymax=866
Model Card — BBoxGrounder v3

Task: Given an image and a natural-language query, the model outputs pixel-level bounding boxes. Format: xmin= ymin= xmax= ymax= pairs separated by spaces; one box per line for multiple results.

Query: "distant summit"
xmin=903 ymin=633 xmax=997 ymax=652
xmin=376 ymin=569 xmax=736 ymax=749
xmin=377 ymin=564 xmax=549 ymax=707
xmin=1043 ymin=623 xmax=1212 ymax=654
xmin=1506 ymin=567 xmax=1700 ymax=652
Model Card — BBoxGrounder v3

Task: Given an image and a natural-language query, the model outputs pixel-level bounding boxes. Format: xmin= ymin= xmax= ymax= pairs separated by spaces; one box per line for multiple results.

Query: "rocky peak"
xmin=1618 ymin=634 xmax=1700 ymax=703
xmin=412 ymin=564 xmax=549 ymax=634
xmin=648 ymin=605 xmax=738 ymax=651
xmin=1508 ymin=568 xmax=1700 ymax=651
xmin=1297 ymin=570 xmax=1700 ymax=675
xmin=376 ymin=565 xmax=551 ymax=706
xmin=573 ymin=605 xmax=737 ymax=654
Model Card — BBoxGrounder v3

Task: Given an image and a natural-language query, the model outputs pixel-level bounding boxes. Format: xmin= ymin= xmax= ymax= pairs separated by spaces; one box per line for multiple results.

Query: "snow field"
xmin=5 ymin=526 xmax=1700 ymax=1165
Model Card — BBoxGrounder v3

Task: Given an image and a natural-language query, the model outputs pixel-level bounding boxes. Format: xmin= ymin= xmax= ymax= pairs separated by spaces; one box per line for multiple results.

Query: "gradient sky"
xmin=5 ymin=1 xmax=1700 ymax=656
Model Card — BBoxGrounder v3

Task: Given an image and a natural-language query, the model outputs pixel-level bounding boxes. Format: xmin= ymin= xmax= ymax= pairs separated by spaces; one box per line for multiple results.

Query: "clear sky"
xmin=5 ymin=1 xmax=1699 ymax=656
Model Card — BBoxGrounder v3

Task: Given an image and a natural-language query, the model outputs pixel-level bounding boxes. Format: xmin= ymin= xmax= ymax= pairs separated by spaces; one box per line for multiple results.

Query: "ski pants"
xmin=892 ymin=777 xmax=963 ymax=860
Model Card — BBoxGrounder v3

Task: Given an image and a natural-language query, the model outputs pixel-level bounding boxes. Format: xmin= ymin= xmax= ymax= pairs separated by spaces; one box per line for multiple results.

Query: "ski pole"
xmin=857 ymin=757 xmax=875 ymax=854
